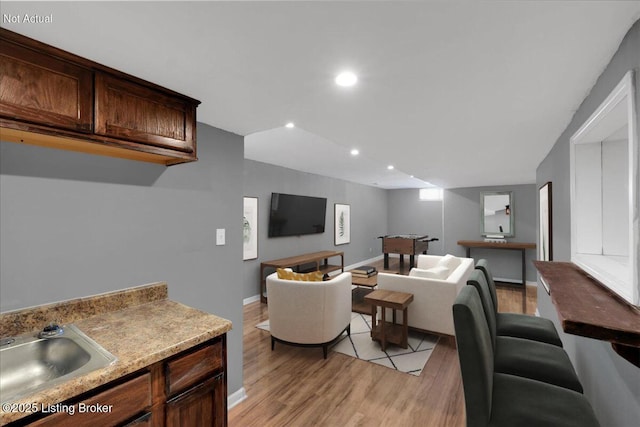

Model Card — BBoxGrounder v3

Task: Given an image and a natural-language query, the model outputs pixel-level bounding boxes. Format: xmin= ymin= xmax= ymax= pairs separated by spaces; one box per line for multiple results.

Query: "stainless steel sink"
xmin=0 ymin=324 xmax=117 ymax=404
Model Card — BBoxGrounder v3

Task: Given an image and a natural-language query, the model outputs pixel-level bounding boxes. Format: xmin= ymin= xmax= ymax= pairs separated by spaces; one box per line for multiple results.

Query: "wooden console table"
xmin=458 ymin=240 xmax=536 ymax=312
xmin=457 ymin=240 xmax=536 ymax=286
xmin=259 ymin=250 xmax=344 ymax=303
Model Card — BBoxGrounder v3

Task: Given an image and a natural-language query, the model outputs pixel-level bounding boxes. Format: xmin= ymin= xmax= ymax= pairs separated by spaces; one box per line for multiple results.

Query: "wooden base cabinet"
xmin=164 ymin=335 xmax=227 ymax=427
xmin=12 ymin=335 xmax=227 ymax=427
xmin=166 ymin=375 xmax=225 ymax=427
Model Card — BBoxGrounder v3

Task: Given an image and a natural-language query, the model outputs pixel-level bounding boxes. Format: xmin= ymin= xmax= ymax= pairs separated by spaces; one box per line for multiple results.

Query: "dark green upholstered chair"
xmin=453 ymin=286 xmax=600 ymax=427
xmin=475 ymin=259 xmax=562 ymax=347
xmin=467 ymin=270 xmax=583 ymax=393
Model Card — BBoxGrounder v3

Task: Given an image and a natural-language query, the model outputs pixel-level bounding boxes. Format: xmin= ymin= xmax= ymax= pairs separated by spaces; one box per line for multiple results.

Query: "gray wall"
xmin=0 ymin=123 xmax=245 ymax=397
xmin=242 ymin=159 xmax=388 ymax=300
xmin=536 ymin=19 xmax=640 ymax=426
xmin=444 ymin=185 xmax=537 ymax=282
xmin=387 ymin=189 xmax=444 ymax=255
xmin=388 ymin=185 xmax=537 ymax=282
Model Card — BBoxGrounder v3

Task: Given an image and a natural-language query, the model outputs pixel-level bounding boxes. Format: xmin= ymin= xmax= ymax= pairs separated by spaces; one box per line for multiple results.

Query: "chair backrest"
xmin=266 ymin=272 xmax=352 ymax=344
xmin=475 ymin=259 xmax=498 ymax=310
xmin=453 ymin=286 xmax=494 ymax=427
xmin=466 ymin=270 xmax=497 ymax=347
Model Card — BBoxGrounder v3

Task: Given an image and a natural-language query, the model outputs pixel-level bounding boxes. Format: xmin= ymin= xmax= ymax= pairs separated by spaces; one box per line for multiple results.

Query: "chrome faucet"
xmin=38 ymin=322 xmax=64 ymax=338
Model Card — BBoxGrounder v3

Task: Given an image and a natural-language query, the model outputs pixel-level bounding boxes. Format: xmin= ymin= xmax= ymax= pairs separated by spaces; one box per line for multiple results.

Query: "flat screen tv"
xmin=268 ymin=193 xmax=327 ymax=237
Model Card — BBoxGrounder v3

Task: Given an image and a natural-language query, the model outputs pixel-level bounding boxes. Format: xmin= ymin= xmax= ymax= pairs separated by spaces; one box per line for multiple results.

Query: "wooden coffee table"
xmin=351 ymin=272 xmax=378 ymax=314
xmin=364 ymin=289 xmax=414 ymax=351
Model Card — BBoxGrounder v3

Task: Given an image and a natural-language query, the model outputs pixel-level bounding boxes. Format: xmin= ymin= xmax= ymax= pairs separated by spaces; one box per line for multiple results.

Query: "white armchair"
xmin=377 ymin=254 xmax=474 ymax=336
xmin=266 ymin=271 xmax=352 ymax=358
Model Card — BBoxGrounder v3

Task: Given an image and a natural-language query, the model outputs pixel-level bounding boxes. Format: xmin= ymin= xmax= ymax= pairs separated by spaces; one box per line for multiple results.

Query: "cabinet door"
xmin=166 ymin=375 xmax=226 ymax=427
xmin=94 ymin=72 xmax=196 ymax=154
xmin=0 ymin=39 xmax=93 ymax=132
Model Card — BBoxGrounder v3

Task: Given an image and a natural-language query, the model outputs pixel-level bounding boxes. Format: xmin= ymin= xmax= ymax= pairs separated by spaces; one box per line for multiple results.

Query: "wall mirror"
xmin=481 ymin=191 xmax=514 ymax=237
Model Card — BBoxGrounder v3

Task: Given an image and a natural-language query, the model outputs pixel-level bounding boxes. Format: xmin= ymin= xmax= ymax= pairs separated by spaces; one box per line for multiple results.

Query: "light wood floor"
xmin=229 ymin=259 xmax=536 ymax=427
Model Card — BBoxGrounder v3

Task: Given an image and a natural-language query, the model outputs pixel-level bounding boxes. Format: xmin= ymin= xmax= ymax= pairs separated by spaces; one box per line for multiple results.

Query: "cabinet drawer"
xmin=166 ymin=340 xmax=223 ymax=397
xmin=29 ymin=373 xmax=152 ymax=427
xmin=94 ymin=72 xmax=196 ymax=154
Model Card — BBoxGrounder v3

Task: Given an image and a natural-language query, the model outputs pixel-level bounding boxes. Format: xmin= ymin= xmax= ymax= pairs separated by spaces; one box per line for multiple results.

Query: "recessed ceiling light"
xmin=285 ymin=122 xmax=295 ymax=128
xmin=350 ymin=149 xmax=359 ymax=156
xmin=387 ymin=165 xmax=394 ymax=170
xmin=335 ymin=71 xmax=358 ymax=87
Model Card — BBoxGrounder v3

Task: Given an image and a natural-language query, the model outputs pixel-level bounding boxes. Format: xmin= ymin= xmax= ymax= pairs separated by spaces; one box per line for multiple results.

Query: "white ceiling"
xmin=2 ymin=1 xmax=639 ymax=189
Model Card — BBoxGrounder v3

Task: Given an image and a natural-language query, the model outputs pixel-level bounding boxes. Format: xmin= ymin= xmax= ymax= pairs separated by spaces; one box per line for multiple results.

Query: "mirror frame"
xmin=480 ymin=191 xmax=514 ymax=237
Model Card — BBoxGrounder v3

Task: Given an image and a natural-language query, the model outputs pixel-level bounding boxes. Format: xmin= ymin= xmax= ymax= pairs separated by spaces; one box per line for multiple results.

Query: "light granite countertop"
xmin=0 ymin=283 xmax=232 ymax=425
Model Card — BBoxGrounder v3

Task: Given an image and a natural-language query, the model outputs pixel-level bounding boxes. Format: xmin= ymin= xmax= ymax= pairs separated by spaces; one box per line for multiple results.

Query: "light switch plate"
xmin=216 ymin=228 xmax=225 ymax=246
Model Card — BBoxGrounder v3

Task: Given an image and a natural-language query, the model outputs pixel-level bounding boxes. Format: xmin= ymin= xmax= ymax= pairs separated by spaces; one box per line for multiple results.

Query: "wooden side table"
xmin=350 ymin=271 xmax=378 ymax=314
xmin=364 ymin=289 xmax=414 ymax=351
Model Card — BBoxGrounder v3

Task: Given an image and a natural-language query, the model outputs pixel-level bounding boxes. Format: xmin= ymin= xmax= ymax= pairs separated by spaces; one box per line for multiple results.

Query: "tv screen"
xmin=268 ymin=193 xmax=327 ymax=237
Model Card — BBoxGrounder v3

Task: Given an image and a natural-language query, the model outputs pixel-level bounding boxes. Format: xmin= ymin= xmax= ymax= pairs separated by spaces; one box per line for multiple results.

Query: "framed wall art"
xmin=243 ymin=197 xmax=258 ymax=260
xmin=539 ymin=182 xmax=552 ymax=262
xmin=334 ymin=203 xmax=351 ymax=245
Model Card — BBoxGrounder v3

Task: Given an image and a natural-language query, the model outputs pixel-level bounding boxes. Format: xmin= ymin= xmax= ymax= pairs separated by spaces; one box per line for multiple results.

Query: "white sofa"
xmin=266 ymin=271 xmax=352 ymax=358
xmin=377 ymin=254 xmax=474 ymax=336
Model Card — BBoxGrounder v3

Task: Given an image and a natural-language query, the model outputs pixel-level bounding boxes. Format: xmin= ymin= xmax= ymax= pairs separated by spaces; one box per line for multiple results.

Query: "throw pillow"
xmin=276 ymin=268 xmax=324 ymax=282
xmin=410 ymin=266 xmax=450 ymax=279
xmin=276 ymin=268 xmax=294 ymax=280
xmin=437 ymin=254 xmax=461 ymax=271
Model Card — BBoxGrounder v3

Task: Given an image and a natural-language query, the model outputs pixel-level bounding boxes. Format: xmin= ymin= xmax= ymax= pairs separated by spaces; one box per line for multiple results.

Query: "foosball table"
xmin=378 ymin=234 xmax=437 ymax=269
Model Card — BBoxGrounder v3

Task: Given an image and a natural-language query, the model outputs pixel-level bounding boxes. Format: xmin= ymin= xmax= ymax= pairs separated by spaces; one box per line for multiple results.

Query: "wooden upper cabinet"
xmin=0 ymin=39 xmax=93 ymax=132
xmin=95 ymin=72 xmax=196 ymax=154
xmin=0 ymin=28 xmax=200 ymax=165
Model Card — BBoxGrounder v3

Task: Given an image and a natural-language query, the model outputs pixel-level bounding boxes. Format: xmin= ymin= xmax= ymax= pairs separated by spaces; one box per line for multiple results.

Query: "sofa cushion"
xmin=410 ymin=266 xmax=450 ymax=279
xmin=438 ymin=254 xmax=461 ymax=270
xmin=276 ymin=268 xmax=324 ymax=282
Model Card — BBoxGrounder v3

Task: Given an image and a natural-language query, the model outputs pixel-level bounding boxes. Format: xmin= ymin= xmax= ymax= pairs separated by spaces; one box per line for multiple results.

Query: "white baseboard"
xmin=494 ymin=277 xmax=538 ymax=287
xmin=243 ymin=295 xmax=260 ymax=306
xmin=344 ymin=254 xmax=384 ymax=271
xmin=228 ymin=387 xmax=247 ymax=409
